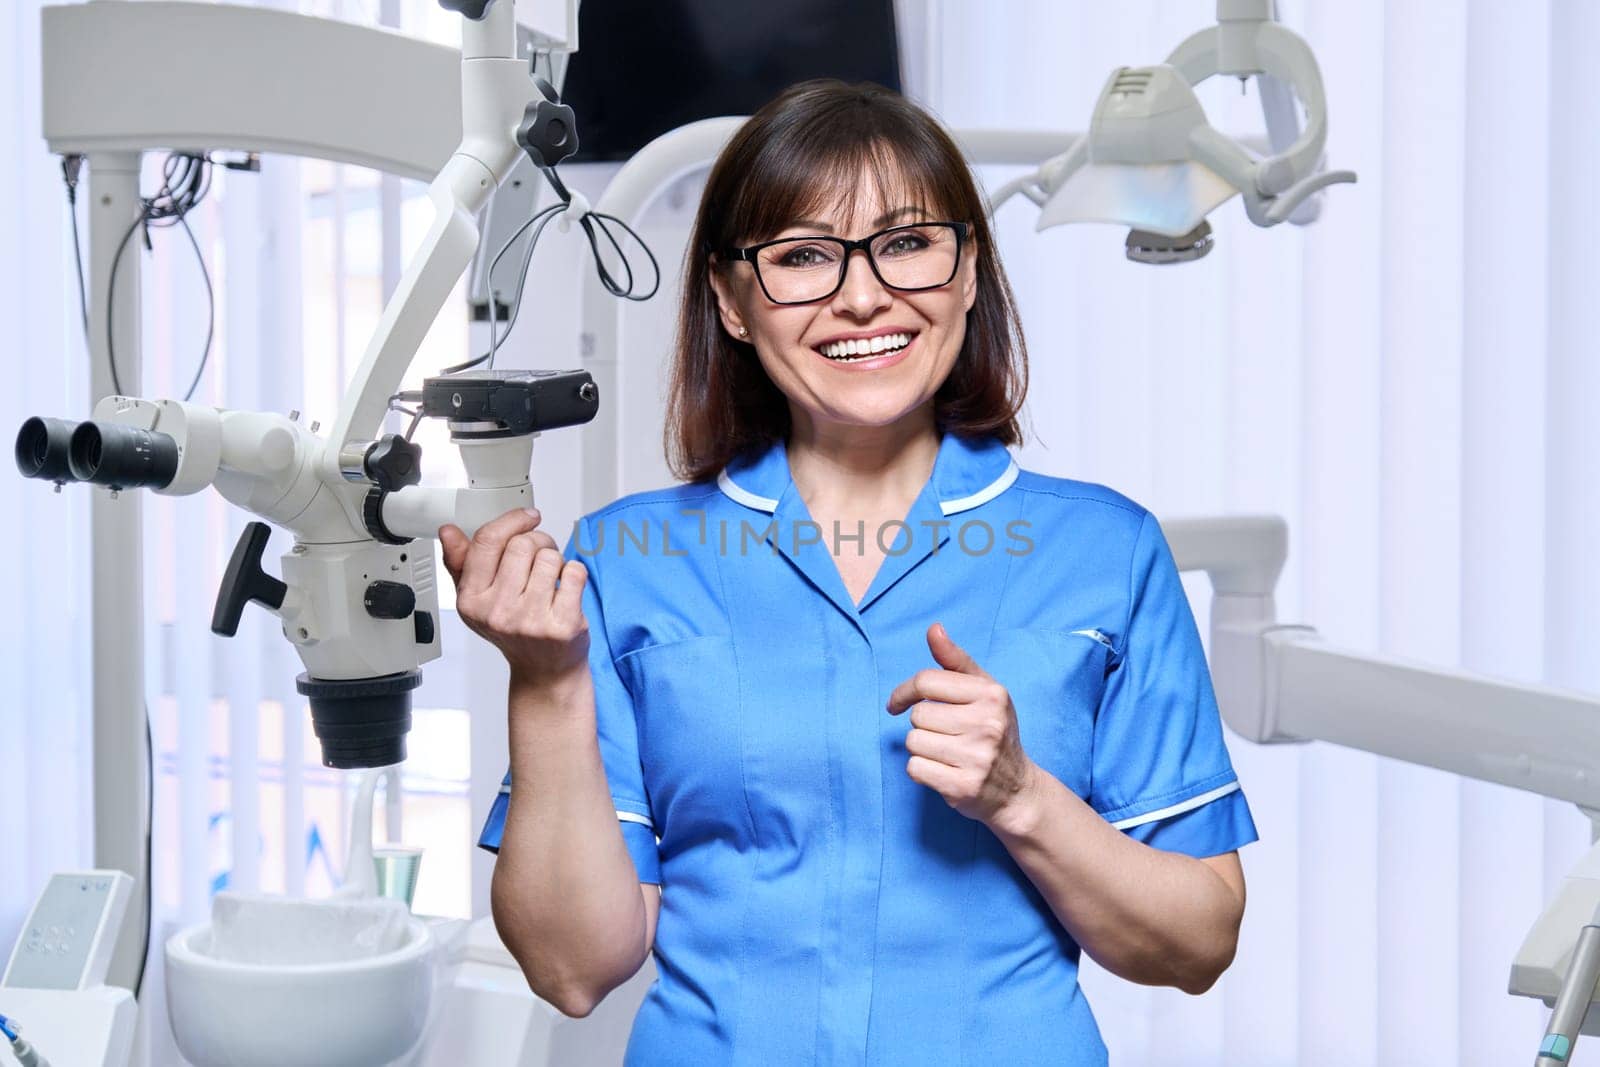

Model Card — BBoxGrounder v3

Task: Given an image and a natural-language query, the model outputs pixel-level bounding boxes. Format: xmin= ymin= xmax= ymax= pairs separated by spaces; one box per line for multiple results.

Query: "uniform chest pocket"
xmin=984 ymin=626 xmax=1111 ymax=800
xmin=616 ymin=634 xmax=745 ymax=835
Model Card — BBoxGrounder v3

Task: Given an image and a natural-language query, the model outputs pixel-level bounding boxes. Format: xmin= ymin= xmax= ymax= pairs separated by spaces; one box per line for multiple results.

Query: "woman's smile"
xmin=810 ymin=328 xmax=920 ymax=370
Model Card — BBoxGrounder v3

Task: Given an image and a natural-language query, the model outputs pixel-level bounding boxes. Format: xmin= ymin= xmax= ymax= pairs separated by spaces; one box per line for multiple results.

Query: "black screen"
xmin=560 ymin=0 xmax=902 ymax=162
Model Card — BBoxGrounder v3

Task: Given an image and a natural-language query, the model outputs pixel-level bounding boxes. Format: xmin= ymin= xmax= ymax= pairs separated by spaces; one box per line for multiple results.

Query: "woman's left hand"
xmin=886 ymin=622 xmax=1041 ymax=830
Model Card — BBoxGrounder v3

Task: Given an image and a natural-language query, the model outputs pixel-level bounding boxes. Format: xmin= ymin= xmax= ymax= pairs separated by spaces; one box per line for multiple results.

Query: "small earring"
xmin=737 ymin=326 xmax=748 ymax=338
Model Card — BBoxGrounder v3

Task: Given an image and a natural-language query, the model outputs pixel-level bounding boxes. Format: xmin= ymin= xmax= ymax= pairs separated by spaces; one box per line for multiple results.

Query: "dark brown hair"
xmin=663 ymin=79 xmax=1030 ymax=484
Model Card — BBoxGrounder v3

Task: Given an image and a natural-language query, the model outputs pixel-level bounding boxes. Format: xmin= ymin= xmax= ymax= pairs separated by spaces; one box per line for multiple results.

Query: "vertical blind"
xmin=916 ymin=1 xmax=1597 ymax=1064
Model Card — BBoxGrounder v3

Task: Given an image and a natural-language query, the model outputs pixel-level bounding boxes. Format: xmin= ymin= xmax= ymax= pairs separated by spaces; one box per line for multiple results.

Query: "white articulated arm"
xmin=319 ymin=0 xmax=529 ymax=517
xmin=1164 ymin=15 xmax=1353 ymax=226
xmin=1167 ymin=521 xmax=1600 ymax=1067
xmin=1264 ymin=632 xmax=1600 ymax=811
xmin=379 ymin=433 xmax=537 ymax=540
xmin=1162 ymin=516 xmax=1600 ymax=815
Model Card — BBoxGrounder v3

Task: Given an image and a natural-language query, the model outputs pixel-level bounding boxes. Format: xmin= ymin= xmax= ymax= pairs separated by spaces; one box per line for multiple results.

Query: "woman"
xmin=447 ymin=79 xmax=1258 ymax=1066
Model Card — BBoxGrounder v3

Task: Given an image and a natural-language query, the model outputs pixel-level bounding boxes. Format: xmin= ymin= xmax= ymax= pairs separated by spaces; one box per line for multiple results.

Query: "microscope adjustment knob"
xmin=364 ymin=434 xmax=422 ymax=492
xmin=518 ymin=95 xmax=579 ymax=169
xmin=363 ymin=580 xmax=416 ymax=621
xmin=212 ymin=522 xmax=289 ymax=637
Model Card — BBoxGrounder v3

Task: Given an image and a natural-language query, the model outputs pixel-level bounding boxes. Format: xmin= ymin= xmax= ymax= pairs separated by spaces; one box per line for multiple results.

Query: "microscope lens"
xmin=14 ymin=416 xmax=80 ymax=482
xmin=67 ymin=421 xmax=180 ymax=490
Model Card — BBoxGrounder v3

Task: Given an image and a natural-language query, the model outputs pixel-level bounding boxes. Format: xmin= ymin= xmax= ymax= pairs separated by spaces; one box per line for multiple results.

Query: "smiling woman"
xmin=468 ymin=77 xmax=1257 ymax=1067
xmin=667 ymin=80 xmax=1028 ymax=481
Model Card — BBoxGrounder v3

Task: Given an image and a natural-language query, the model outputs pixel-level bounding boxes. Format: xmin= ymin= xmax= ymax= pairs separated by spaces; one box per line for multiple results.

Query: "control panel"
xmin=2 ymin=871 xmax=132 ymax=991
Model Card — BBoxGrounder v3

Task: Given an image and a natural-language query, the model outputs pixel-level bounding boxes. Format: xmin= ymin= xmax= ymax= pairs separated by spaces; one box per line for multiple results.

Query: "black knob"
xmin=365 ymin=434 xmax=422 ymax=492
xmin=518 ymin=97 xmax=579 ymax=169
xmin=436 ymin=0 xmax=494 ymax=19
xmin=364 ymin=580 xmax=416 ymax=620
xmin=212 ymin=522 xmax=288 ymax=637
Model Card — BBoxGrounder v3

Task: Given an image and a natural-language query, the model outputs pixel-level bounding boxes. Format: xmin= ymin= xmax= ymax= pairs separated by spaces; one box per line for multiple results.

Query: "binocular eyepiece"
xmin=16 ymin=416 xmax=179 ymax=490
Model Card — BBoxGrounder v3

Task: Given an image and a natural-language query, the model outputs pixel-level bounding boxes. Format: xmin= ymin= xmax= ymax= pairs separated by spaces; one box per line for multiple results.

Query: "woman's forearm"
xmin=490 ymin=670 xmax=651 ymax=1016
xmin=988 ymin=764 xmax=1244 ymax=995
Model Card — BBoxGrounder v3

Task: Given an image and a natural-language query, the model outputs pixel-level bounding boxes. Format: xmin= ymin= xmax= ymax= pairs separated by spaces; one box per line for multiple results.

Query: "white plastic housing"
xmin=1037 ymin=66 xmax=1238 ymax=237
xmin=0 ymin=985 xmax=135 ymax=1067
xmin=382 ymin=483 xmax=534 ymax=543
xmin=42 ymin=2 xmax=458 ymax=178
xmin=2 ymin=871 xmax=133 ymax=991
xmin=279 ymin=541 xmax=442 ymax=679
xmin=1512 ymin=838 xmax=1600 ymax=1034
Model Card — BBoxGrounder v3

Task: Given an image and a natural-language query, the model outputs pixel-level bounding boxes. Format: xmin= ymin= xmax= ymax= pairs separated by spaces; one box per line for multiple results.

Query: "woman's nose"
xmin=831 ymin=248 xmax=892 ymax=319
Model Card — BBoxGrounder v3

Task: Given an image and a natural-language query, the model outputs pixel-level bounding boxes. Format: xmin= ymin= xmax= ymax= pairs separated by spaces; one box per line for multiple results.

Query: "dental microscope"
xmin=15 ymin=0 xmax=595 ymax=772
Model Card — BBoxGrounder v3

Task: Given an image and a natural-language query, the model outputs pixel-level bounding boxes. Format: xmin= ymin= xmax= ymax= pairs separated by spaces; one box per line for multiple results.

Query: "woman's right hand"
xmin=438 ymin=508 xmax=592 ymax=693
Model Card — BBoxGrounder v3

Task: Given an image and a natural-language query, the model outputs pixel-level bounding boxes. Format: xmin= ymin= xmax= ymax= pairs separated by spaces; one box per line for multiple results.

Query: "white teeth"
xmin=819 ymin=332 xmax=912 ymax=361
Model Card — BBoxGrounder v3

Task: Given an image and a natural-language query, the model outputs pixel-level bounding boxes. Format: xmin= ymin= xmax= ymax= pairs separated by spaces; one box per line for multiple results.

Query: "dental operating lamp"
xmin=16 ymin=0 xmax=596 ymax=770
xmin=988 ymin=0 xmax=1356 ymax=263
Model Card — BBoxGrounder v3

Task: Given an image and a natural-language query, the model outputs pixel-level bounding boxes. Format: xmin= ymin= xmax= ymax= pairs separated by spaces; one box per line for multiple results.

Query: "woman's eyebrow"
xmin=787 ymin=207 xmax=927 ymax=235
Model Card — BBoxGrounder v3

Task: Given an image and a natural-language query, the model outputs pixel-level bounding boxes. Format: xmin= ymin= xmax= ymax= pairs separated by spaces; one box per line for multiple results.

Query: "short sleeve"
xmin=476 ymin=514 xmax=662 ymax=885
xmin=1087 ymin=510 xmax=1260 ymax=858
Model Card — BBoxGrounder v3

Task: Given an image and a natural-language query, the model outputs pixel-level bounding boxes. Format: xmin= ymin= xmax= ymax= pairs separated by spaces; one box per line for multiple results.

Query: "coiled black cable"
xmin=441 ymin=163 xmax=660 ymax=376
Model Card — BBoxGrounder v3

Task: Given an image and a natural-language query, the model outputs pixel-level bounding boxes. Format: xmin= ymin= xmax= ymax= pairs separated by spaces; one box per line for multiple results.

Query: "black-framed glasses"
xmin=721 ymin=221 xmax=970 ymax=305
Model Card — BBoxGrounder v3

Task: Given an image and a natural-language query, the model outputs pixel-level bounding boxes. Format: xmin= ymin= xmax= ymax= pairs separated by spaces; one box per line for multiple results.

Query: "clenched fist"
xmin=886 ymin=622 xmax=1041 ymax=831
xmin=438 ymin=508 xmax=591 ymax=693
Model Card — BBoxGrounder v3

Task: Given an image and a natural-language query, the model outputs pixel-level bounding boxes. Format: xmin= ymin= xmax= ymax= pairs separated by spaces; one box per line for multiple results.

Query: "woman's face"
xmin=709 ymin=166 xmax=979 ymax=436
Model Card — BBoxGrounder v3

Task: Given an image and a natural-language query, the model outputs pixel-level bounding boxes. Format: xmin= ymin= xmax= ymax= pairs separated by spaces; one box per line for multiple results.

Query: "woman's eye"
xmin=880 ymin=234 xmax=930 ymax=256
xmin=776 ymin=245 xmax=834 ymax=268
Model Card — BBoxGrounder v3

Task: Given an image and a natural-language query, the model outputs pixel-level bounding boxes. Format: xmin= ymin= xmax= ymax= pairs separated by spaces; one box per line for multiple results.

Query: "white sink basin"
xmin=165 ymin=912 xmax=434 ymax=1067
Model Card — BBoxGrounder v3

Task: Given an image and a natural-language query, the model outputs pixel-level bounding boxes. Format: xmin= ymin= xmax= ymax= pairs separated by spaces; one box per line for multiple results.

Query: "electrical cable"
xmin=440 ymin=201 xmax=562 ymax=375
xmin=386 ymin=392 xmax=427 ymax=441
xmin=538 ymin=163 xmax=660 ymax=303
xmin=134 ymin=708 xmax=152 ymax=999
xmin=100 ymin=152 xmax=222 ymax=402
xmin=440 ymin=163 xmax=661 ymax=376
xmin=61 ymin=157 xmax=90 ymax=345
xmin=173 ymin=211 xmax=216 ymax=404
xmin=485 ymin=202 xmax=564 ymax=371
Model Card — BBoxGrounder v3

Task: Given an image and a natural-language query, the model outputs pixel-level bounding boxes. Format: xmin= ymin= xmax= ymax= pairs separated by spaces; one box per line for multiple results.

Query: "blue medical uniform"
xmin=479 ymin=430 xmax=1258 ymax=1065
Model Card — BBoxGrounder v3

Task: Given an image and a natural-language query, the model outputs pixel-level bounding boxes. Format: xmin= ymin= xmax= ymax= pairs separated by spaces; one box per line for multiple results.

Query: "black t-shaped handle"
xmin=212 ymin=522 xmax=289 ymax=637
